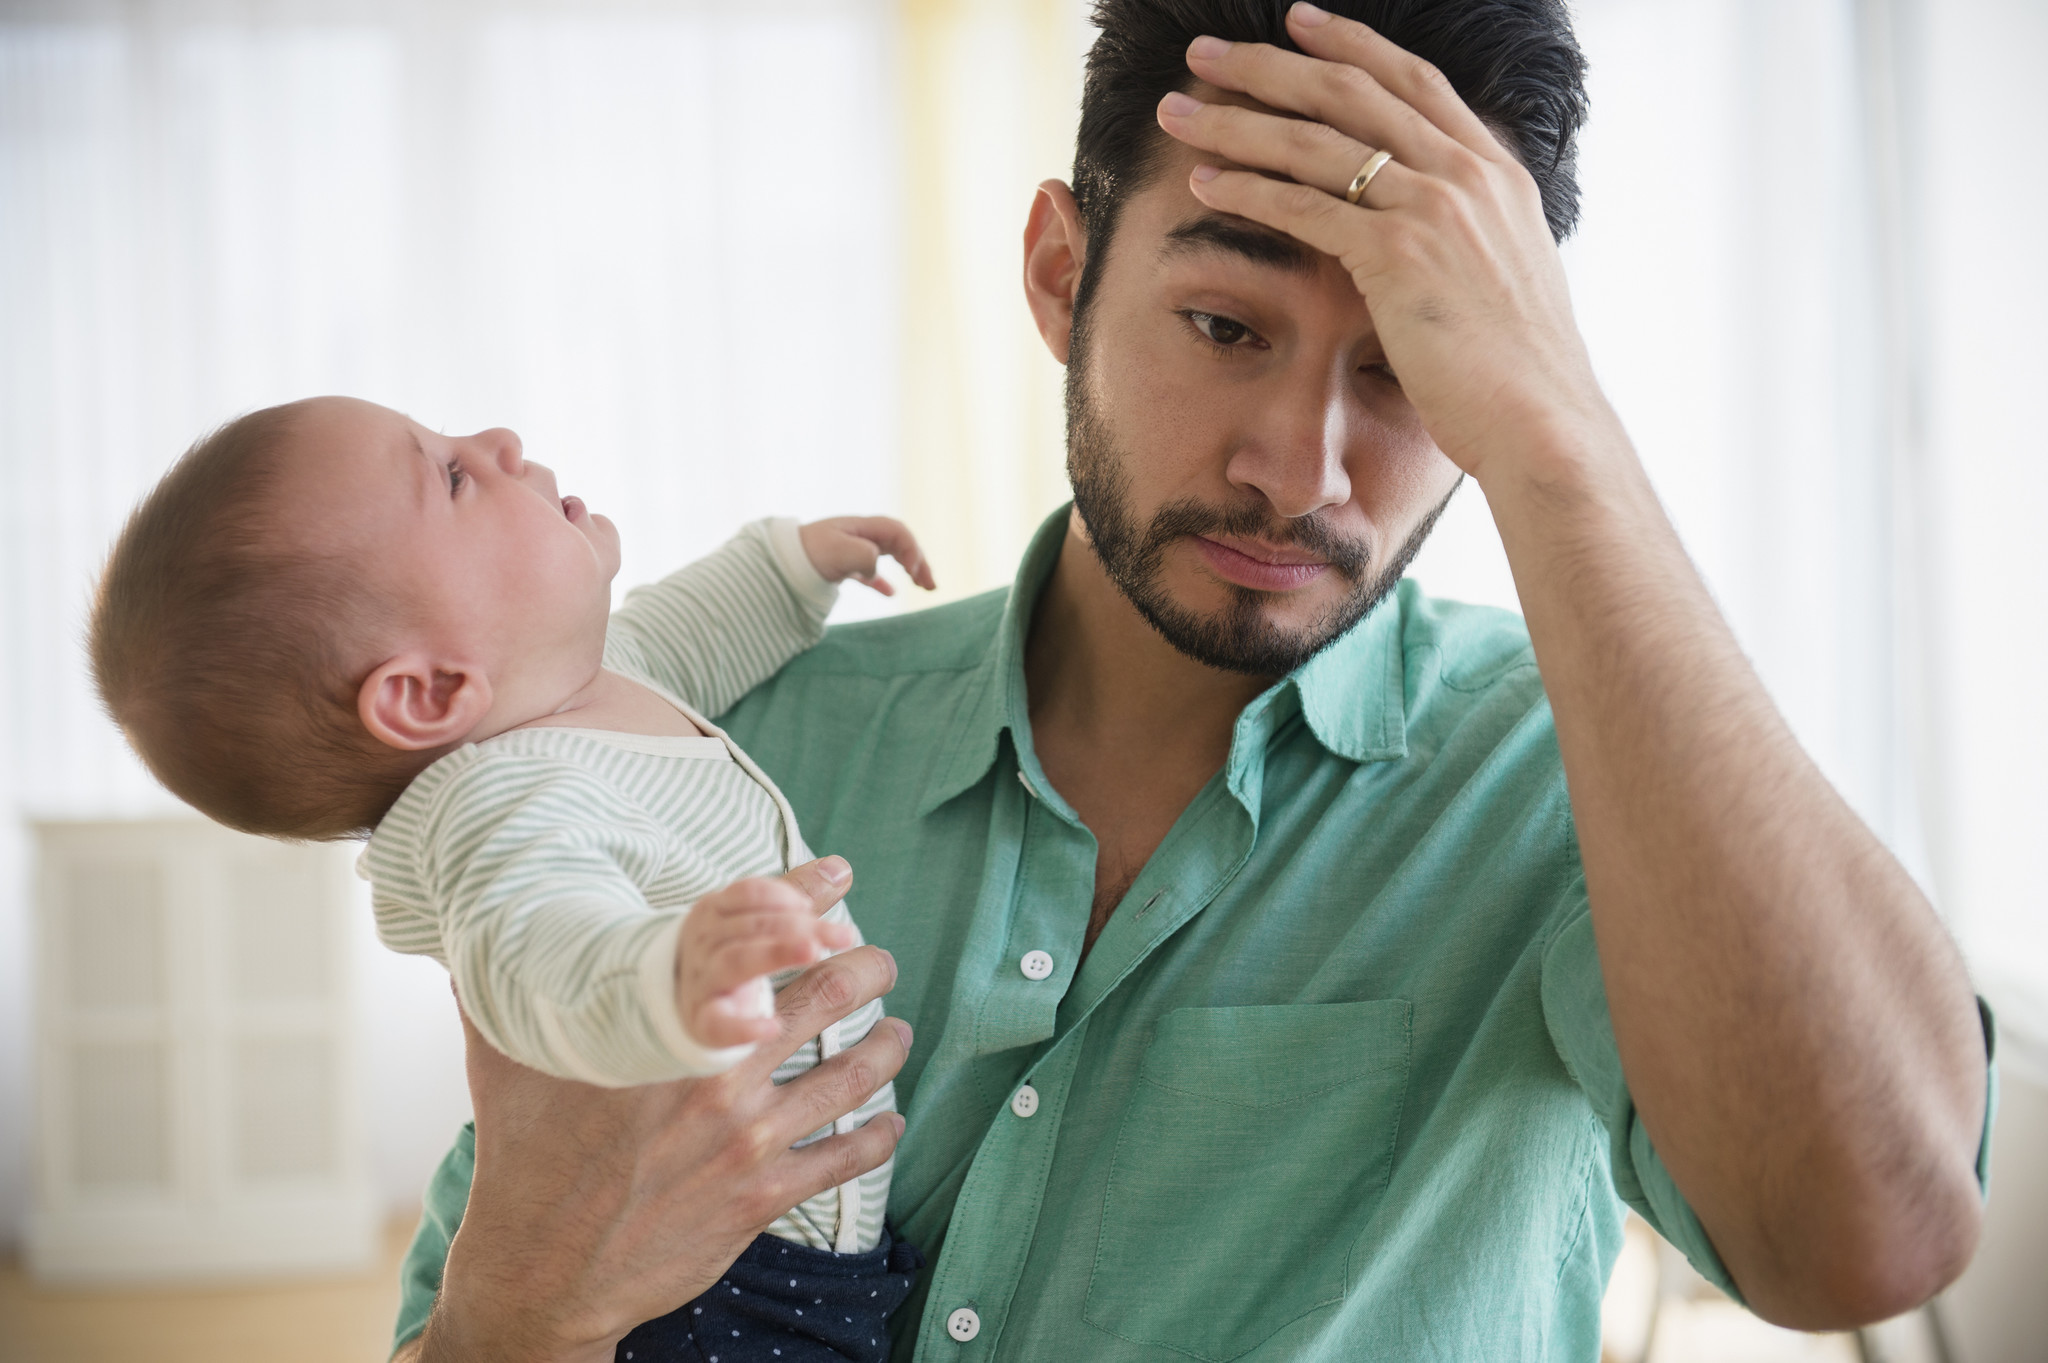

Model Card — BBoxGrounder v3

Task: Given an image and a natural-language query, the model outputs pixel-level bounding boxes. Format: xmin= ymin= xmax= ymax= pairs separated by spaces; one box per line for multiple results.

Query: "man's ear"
xmin=1023 ymin=179 xmax=1087 ymax=365
xmin=358 ymin=656 xmax=493 ymax=751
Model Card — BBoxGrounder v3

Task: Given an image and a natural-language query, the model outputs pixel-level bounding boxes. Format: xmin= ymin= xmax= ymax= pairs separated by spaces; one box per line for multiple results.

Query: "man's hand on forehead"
xmin=1155 ymin=1 xmax=1604 ymax=484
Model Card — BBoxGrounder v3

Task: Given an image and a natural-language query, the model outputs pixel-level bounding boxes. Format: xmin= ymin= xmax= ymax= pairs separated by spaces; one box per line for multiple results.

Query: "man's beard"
xmin=1065 ymin=338 xmax=1456 ymax=677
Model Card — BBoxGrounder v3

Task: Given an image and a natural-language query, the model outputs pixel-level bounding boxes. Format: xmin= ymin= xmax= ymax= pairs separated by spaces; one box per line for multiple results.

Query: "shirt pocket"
xmin=1083 ymin=999 xmax=1413 ymax=1362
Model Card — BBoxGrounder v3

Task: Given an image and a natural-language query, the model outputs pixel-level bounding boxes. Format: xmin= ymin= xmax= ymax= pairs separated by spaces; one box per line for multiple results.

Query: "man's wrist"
xmin=1458 ymin=385 xmax=1631 ymax=488
xmin=415 ymin=1300 xmax=620 ymax=1363
xmin=419 ymin=1237 xmax=623 ymax=1363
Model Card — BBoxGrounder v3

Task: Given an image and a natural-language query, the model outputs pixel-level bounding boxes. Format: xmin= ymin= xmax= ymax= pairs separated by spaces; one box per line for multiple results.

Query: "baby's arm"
xmin=608 ymin=516 xmax=932 ymax=717
xmin=372 ymin=755 xmax=843 ymax=1086
xmin=672 ymin=874 xmax=856 ymax=1050
xmin=449 ymin=857 xmax=851 ymax=1084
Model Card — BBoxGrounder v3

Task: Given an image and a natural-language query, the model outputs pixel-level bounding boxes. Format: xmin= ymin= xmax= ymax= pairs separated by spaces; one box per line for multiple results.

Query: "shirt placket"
xmin=913 ymin=756 xmax=1095 ymax=1357
xmin=913 ymin=700 xmax=1278 ymax=1360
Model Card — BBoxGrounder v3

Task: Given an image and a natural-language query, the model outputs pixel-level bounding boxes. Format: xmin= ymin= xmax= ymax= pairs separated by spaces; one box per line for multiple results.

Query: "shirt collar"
xmin=915 ymin=504 xmax=1409 ymax=817
xmin=1290 ymin=581 xmax=1410 ymax=763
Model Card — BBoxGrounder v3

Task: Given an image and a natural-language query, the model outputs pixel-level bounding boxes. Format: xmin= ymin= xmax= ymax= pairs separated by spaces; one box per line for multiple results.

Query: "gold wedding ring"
xmin=1345 ymin=149 xmax=1394 ymax=205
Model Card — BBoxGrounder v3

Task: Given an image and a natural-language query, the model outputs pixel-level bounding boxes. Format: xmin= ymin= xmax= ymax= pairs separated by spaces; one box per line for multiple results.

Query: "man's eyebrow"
xmin=1159 ymin=215 xmax=1319 ymax=277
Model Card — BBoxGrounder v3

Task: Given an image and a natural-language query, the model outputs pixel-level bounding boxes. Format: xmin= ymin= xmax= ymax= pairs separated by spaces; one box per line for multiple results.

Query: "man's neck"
xmin=1026 ymin=513 xmax=1269 ymax=755
xmin=1025 ymin=511 xmax=1271 ymax=947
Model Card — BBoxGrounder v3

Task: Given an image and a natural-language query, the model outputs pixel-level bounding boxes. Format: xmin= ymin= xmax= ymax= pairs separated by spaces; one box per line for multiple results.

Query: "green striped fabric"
xmin=360 ymin=518 xmax=893 ymax=1254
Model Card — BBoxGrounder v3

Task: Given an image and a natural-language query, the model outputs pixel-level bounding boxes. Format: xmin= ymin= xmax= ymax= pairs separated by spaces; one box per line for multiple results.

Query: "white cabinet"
xmin=26 ymin=819 xmax=375 ymax=1284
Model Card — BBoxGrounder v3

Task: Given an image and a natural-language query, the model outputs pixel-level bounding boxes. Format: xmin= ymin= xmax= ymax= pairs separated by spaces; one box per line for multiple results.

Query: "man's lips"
xmin=1193 ymin=535 xmax=1330 ymax=592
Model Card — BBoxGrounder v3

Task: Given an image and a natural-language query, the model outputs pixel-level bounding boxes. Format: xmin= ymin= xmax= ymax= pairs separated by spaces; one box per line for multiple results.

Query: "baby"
xmin=89 ymin=396 xmax=932 ymax=1363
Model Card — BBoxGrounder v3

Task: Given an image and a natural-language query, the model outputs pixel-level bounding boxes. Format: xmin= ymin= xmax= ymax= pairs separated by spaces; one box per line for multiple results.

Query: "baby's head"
xmin=91 ymin=396 xmax=620 ymax=838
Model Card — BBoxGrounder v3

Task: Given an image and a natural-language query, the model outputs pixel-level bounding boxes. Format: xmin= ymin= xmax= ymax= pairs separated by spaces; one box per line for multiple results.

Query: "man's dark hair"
xmin=1074 ymin=0 xmax=1589 ymax=303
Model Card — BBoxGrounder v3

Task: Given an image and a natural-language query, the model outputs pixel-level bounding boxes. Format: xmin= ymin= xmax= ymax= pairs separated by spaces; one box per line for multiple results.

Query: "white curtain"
xmin=0 ymin=0 xmax=901 ymax=1241
xmin=1915 ymin=0 xmax=2048 ymax=1072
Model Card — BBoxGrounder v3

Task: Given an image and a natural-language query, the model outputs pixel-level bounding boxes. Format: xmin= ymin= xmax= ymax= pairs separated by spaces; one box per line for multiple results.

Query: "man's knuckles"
xmin=824 ymin=1053 xmax=881 ymax=1110
xmin=726 ymin=1115 xmax=785 ymax=1169
xmin=1316 ymin=59 xmax=1381 ymax=116
xmin=1284 ymin=116 xmax=1359 ymax=179
xmin=776 ymin=950 xmax=874 ymax=1026
xmin=1401 ymin=54 xmax=1457 ymax=107
xmin=815 ymin=1130 xmax=875 ymax=1187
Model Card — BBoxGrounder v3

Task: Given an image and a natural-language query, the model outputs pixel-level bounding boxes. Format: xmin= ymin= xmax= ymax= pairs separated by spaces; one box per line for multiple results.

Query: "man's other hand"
xmin=410 ymin=860 xmax=910 ymax=1363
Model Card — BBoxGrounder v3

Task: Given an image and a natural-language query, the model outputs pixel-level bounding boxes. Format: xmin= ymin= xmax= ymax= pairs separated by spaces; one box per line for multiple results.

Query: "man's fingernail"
xmin=890 ymin=1019 xmax=914 ymax=1048
xmin=1161 ymin=91 xmax=1203 ymax=118
xmin=1191 ymin=164 xmax=1222 ymax=183
xmin=820 ymin=855 xmax=851 ymax=884
xmin=890 ymin=1114 xmax=907 ymax=1136
xmin=1189 ymin=35 xmax=1230 ymax=60
xmin=1292 ymin=2 xmax=1333 ymax=25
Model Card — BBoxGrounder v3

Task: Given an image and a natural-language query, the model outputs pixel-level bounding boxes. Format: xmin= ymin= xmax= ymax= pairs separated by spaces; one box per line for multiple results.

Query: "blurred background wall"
xmin=0 ymin=0 xmax=2042 ymax=1326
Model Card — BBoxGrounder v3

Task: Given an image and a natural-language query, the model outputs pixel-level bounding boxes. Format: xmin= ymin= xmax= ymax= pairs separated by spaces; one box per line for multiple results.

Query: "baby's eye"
xmin=446 ymin=461 xmax=467 ymax=496
xmin=1185 ymin=310 xmax=1260 ymax=349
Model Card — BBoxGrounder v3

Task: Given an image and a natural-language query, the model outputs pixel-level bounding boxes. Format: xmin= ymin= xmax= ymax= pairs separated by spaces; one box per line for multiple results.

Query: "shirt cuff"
xmin=761 ymin=516 xmax=841 ymax=623
xmin=637 ymin=908 xmax=763 ymax=1077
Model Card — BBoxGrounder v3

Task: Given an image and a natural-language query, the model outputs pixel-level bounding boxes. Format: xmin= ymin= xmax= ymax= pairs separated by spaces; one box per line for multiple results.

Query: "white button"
xmin=1010 ymin=1084 xmax=1039 ymax=1118
xmin=947 ymin=1306 xmax=981 ymax=1342
xmin=1019 ymin=950 xmax=1054 ymax=981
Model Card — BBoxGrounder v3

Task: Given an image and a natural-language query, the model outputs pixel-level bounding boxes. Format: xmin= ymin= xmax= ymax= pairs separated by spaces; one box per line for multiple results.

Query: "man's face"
xmin=1062 ymin=88 xmax=1462 ymax=675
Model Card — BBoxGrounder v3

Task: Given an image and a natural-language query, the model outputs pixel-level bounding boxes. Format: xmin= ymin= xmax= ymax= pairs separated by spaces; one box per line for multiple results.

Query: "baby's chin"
xmin=582 ymin=509 xmax=624 ymax=576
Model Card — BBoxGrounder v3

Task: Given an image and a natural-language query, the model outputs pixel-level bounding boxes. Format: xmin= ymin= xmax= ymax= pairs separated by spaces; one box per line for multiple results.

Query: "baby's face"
xmin=274 ymin=397 xmax=621 ymax=721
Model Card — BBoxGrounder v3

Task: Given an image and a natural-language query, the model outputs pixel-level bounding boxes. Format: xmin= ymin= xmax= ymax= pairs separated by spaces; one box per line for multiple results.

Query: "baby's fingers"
xmin=697 ymin=891 xmax=844 ymax=957
xmin=843 ymin=516 xmax=938 ymax=591
xmin=705 ymin=919 xmax=850 ymax=988
xmin=688 ymin=980 xmax=780 ymax=1049
xmin=684 ymin=914 xmax=851 ymax=1047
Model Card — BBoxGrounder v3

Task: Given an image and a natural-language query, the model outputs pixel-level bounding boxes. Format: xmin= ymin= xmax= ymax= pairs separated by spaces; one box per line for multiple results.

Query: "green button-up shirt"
xmin=397 ymin=507 xmax=1986 ymax=1360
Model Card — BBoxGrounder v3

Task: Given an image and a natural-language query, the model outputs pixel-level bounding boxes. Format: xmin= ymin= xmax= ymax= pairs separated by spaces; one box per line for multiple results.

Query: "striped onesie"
xmin=360 ymin=518 xmax=893 ymax=1254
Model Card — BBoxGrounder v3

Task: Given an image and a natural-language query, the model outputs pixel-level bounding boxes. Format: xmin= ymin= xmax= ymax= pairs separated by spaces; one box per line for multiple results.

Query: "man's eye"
xmin=1366 ymin=363 xmax=1403 ymax=390
xmin=1186 ymin=310 xmax=1258 ymax=349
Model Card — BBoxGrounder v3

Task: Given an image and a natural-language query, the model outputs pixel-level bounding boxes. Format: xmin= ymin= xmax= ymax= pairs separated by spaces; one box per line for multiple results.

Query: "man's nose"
xmin=1225 ymin=367 xmax=1354 ymax=519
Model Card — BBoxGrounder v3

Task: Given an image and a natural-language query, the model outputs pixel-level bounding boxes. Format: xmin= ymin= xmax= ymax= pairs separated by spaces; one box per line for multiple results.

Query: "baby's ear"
xmin=359 ymin=656 xmax=493 ymax=751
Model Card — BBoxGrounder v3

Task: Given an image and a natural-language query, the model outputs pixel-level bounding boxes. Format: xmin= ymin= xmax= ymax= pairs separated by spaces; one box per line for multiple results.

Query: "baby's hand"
xmin=798 ymin=516 xmax=938 ymax=597
xmin=674 ymin=875 xmax=859 ymax=1050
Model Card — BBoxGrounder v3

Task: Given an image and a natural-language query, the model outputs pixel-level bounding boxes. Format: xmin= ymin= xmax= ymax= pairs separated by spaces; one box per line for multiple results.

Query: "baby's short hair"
xmin=91 ymin=401 xmax=427 ymax=839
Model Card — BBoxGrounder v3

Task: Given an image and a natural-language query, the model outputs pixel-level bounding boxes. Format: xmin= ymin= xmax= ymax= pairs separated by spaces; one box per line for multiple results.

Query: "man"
xmin=394 ymin=2 xmax=1993 ymax=1359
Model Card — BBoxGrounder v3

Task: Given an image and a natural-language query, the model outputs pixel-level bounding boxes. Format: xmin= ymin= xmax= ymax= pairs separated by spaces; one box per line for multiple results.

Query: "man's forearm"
xmin=1480 ymin=421 xmax=1986 ymax=1328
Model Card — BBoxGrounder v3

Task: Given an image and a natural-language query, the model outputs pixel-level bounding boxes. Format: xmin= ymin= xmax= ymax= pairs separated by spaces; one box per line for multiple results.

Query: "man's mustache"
xmin=1142 ymin=497 xmax=1372 ymax=583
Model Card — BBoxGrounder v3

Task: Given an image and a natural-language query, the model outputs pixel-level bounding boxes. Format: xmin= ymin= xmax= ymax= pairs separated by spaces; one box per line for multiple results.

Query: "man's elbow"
xmin=1743 ymin=1167 xmax=1984 ymax=1331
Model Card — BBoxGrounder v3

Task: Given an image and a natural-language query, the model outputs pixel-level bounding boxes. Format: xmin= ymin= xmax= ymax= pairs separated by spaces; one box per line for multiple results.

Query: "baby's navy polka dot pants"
xmin=615 ymin=1225 xmax=923 ymax=1363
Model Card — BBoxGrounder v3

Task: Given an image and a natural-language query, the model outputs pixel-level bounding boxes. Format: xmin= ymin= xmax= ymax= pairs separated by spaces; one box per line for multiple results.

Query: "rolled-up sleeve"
xmin=1538 ymin=896 xmax=1743 ymax=1300
xmin=1540 ymin=897 xmax=2001 ymax=1309
xmin=391 ymin=1123 xmax=474 ymax=1357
